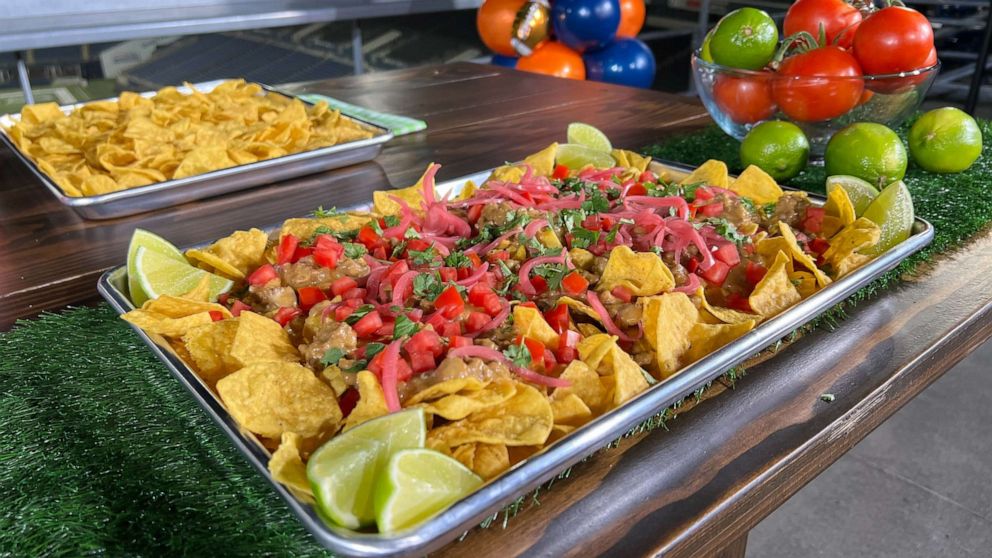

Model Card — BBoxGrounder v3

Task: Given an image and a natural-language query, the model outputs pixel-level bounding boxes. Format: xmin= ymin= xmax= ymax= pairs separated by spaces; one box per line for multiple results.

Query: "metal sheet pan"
xmin=0 ymin=80 xmax=393 ymax=220
xmin=98 ymin=160 xmax=934 ymax=557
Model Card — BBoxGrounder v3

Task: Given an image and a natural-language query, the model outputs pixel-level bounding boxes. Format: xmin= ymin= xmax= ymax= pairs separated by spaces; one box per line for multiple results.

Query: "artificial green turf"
xmin=1 ymin=119 xmax=990 ymax=555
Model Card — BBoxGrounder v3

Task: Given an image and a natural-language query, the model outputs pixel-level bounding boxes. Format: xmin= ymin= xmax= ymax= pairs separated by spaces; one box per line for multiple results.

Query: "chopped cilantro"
xmin=343 ymin=242 xmax=367 ymax=259
xmin=383 ymin=215 xmax=401 ymax=228
xmin=413 ymin=272 xmax=443 ymax=300
xmin=503 ymin=342 xmax=532 ymax=368
xmin=320 ymin=347 xmax=346 ymax=367
xmin=533 ymin=263 xmax=566 ymax=290
xmin=581 ymin=190 xmax=610 ymax=214
xmin=444 ymin=251 xmax=472 ymax=268
xmin=403 ymin=227 xmax=421 ymax=239
xmin=702 ymin=218 xmax=749 ymax=246
xmin=605 ymin=223 xmax=622 ymax=244
xmin=364 ymin=342 xmax=386 ymax=360
xmin=370 ymin=219 xmax=384 ymax=235
xmin=762 ymin=202 xmax=778 ymax=218
xmin=391 ymin=241 xmax=408 ymax=259
xmin=393 ymin=314 xmax=419 ymax=339
xmin=313 ymin=205 xmax=342 ymax=218
xmin=408 ymin=246 xmax=438 ymax=265
xmin=345 ymin=304 xmax=375 ymax=325
xmin=570 ymin=227 xmax=600 ymax=249
xmin=342 ymin=359 xmax=367 ymax=373
xmin=739 ymin=197 xmax=756 ymax=213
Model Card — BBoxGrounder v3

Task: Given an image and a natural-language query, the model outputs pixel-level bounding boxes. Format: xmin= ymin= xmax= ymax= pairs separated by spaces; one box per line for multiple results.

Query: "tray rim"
xmin=0 ymin=79 xmax=393 ymax=210
xmin=98 ymin=160 xmax=935 ymax=557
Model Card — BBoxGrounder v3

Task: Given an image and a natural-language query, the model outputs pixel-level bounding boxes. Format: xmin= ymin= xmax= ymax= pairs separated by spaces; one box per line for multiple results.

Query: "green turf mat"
xmin=2 ymin=119 xmax=990 ymax=555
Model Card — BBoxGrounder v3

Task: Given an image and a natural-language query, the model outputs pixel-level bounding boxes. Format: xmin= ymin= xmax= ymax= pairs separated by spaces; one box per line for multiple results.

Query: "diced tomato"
xmin=542 ymin=349 xmax=557 ymax=372
xmin=247 ymin=264 xmax=278 ymax=287
xmin=313 ymin=236 xmax=344 ymax=269
xmin=464 ymin=311 xmax=490 ymax=333
xmin=809 ymin=237 xmax=831 ymax=255
xmin=557 ymin=329 xmax=581 ymax=364
xmin=449 ymin=335 xmax=473 ymax=349
xmin=552 ymin=163 xmax=570 ymax=180
xmin=561 ymin=271 xmax=589 ymax=295
xmin=330 ymin=277 xmax=358 ymax=297
xmin=273 ymin=306 xmax=302 ymax=327
xmin=522 ymin=338 xmax=545 ymax=369
xmin=344 ymin=297 xmax=362 ymax=308
xmin=639 ymin=170 xmax=657 ymax=183
xmin=439 ymin=321 xmax=462 ymax=338
xmin=342 ymin=287 xmax=367 ymax=300
xmin=217 ymin=292 xmax=230 ymax=305
xmin=333 ymin=304 xmax=354 ymax=322
xmin=368 ymin=350 xmax=413 ymax=382
xmin=375 ymin=319 xmax=395 ymax=338
xmin=356 ymin=225 xmax=382 ymax=249
xmin=530 ymin=275 xmax=548 ymax=294
xmin=406 ymin=329 xmax=445 ymax=358
xmin=468 ymin=282 xmax=493 ymax=306
xmin=599 ymin=215 xmax=615 ymax=231
xmin=694 ymin=187 xmax=715 ymax=202
xmin=611 ymin=285 xmax=633 ymax=303
xmin=406 ymin=308 xmax=423 ymax=322
xmin=439 ymin=267 xmax=458 ymax=282
xmin=352 ymin=310 xmax=383 ymax=338
xmin=699 ymin=260 xmax=731 ymax=287
xmin=745 ymin=261 xmax=767 ymax=286
xmin=686 ymin=258 xmax=700 ymax=274
xmin=373 ymin=246 xmax=388 ymax=260
xmin=434 ymin=285 xmax=465 ymax=319
xmin=467 ymin=252 xmax=483 ymax=268
xmin=713 ymin=243 xmax=741 ymax=267
xmin=384 ymin=260 xmax=410 ymax=284
xmin=209 ymin=310 xmax=225 ymax=322
xmin=487 ymin=250 xmax=510 ymax=263
xmin=556 ymin=346 xmax=578 ymax=364
xmin=337 ymin=388 xmax=360 ymax=418
xmin=297 ymin=286 xmax=327 ymax=312
xmin=277 ymin=234 xmax=299 ymax=265
xmin=292 ymin=245 xmax=314 ymax=261
xmin=480 ymin=293 xmax=504 ymax=316
xmin=698 ymin=202 xmax=723 ymax=217
xmin=405 ymin=239 xmax=431 ymax=253
xmin=467 ymin=204 xmax=484 ymax=225
xmin=726 ymin=292 xmax=752 ymax=313
xmin=408 ymin=351 xmax=435 ymax=374
xmin=544 ymin=303 xmax=570 ymax=334
xmin=230 ymin=300 xmax=252 ymax=317
xmin=518 ymin=301 xmax=538 ymax=309
xmin=425 ymin=311 xmax=446 ymax=332
xmin=457 ymin=267 xmax=472 ymax=280
xmin=802 ymin=206 xmax=826 ymax=234
xmin=626 ymin=182 xmax=647 ymax=197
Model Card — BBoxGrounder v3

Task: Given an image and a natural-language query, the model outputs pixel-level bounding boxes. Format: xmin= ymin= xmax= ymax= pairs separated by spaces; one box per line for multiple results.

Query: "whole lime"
xmin=700 ymin=29 xmax=714 ymax=62
xmin=709 ymin=8 xmax=779 ymax=70
xmin=824 ymin=123 xmax=907 ymax=188
xmin=908 ymin=107 xmax=983 ymax=173
xmin=740 ymin=121 xmax=810 ymax=181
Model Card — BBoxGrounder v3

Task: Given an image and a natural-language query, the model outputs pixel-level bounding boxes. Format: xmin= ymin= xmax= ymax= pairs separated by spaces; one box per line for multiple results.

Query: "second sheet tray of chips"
xmin=0 ymin=79 xmax=393 ymax=220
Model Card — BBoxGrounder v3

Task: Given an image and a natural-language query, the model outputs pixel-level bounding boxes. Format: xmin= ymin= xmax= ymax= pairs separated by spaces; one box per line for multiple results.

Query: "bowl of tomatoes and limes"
xmin=693 ymin=1 xmax=940 ymax=156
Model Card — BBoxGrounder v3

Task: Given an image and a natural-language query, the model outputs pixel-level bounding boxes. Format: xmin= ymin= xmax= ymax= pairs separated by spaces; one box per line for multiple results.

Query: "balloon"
xmin=511 ymin=1 xmax=552 ymax=56
xmin=551 ymin=0 xmax=621 ymax=52
xmin=616 ymin=0 xmax=646 ymax=38
xmin=491 ymin=54 xmax=519 ymax=68
xmin=478 ymin=0 xmax=527 ymax=57
xmin=517 ymin=41 xmax=586 ymax=80
xmin=583 ymin=37 xmax=656 ymax=88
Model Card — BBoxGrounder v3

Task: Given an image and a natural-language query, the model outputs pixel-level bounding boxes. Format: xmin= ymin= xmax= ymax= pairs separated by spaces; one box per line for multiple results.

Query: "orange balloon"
xmin=477 ymin=0 xmax=526 ymax=57
xmin=516 ymin=41 xmax=586 ymax=80
xmin=617 ymin=0 xmax=646 ymax=38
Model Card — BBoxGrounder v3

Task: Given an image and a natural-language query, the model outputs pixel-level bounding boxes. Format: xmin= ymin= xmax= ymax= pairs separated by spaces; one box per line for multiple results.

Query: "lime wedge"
xmin=566 ymin=122 xmax=612 ymax=152
xmin=861 ymin=180 xmax=914 ymax=256
xmin=556 ymin=143 xmax=616 ymax=170
xmin=308 ymin=408 xmax=426 ymax=529
xmin=133 ymin=246 xmax=232 ymax=303
xmin=374 ymin=448 xmax=483 ymax=534
xmin=127 ymin=229 xmax=187 ymax=306
xmin=826 ymin=175 xmax=880 ymax=217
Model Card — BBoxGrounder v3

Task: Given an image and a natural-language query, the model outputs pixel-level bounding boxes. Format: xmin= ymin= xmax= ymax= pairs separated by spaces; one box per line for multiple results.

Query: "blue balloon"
xmin=490 ymin=54 xmax=518 ymax=68
xmin=552 ymin=0 xmax=621 ymax=52
xmin=583 ymin=38 xmax=656 ymax=89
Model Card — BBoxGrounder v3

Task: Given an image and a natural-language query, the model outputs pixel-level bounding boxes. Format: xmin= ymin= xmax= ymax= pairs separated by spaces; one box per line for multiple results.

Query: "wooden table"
xmin=2 ymin=63 xmax=990 ymax=557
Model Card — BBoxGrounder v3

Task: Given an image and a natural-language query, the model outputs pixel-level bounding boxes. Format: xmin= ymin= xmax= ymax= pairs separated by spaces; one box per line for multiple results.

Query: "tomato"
xmin=772 ymin=46 xmax=864 ymax=122
xmin=868 ymin=46 xmax=937 ymax=94
xmin=356 ymin=224 xmax=383 ymax=250
xmin=449 ymin=335 xmax=473 ymax=350
xmin=561 ymin=271 xmax=589 ymax=295
xmin=625 ymin=182 xmax=647 ymax=196
xmin=530 ymin=275 xmax=549 ymax=294
xmin=330 ymin=277 xmax=358 ymax=297
xmin=208 ymin=310 xmax=225 ymax=322
xmin=544 ymin=303 xmax=570 ymax=334
xmin=277 ymin=234 xmax=299 ymax=265
xmin=247 ymin=264 xmax=278 ymax=287
xmin=784 ymin=0 xmax=862 ymax=49
xmin=343 ymin=287 xmax=367 ymax=300
xmin=337 ymin=388 xmax=360 ymax=418
xmin=440 ymin=321 xmax=462 ymax=338
xmin=521 ymin=337 xmax=545 ymax=370
xmin=713 ymin=244 xmax=741 ymax=267
xmin=297 ymin=286 xmax=327 ymax=312
xmin=853 ymin=6 xmax=934 ymax=75
xmin=745 ymin=261 xmax=767 ymax=286
xmin=230 ymin=300 xmax=252 ymax=317
xmin=438 ymin=267 xmax=458 ymax=282
xmin=313 ymin=236 xmax=344 ymax=269
xmin=406 ymin=329 xmax=445 ymax=358
xmin=712 ymin=74 xmax=776 ymax=125
xmin=352 ymin=310 xmax=383 ymax=338
xmin=434 ymin=285 xmax=465 ymax=318
xmin=334 ymin=304 xmax=354 ymax=322
xmin=726 ymin=292 xmax=752 ymax=313
xmin=802 ymin=206 xmax=826 ymax=234
xmin=556 ymin=329 xmax=581 ymax=363
xmin=408 ymin=352 xmax=435 ymax=374
xmin=273 ymin=306 xmax=302 ymax=327
xmin=368 ymin=350 xmax=413 ymax=382
xmin=552 ymin=164 xmax=570 ymax=180
xmin=809 ymin=237 xmax=831 ymax=255
xmin=698 ymin=201 xmax=724 ymax=217
xmin=699 ymin=260 xmax=730 ymax=286
xmin=464 ymin=311 xmax=491 ymax=333
xmin=467 ymin=204 xmax=484 ymax=224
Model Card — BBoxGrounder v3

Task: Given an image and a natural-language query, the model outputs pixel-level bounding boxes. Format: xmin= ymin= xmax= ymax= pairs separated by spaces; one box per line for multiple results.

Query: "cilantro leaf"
xmin=444 ymin=251 xmax=472 ymax=268
xmin=702 ymin=218 xmax=749 ymax=246
xmin=403 ymin=227 xmax=421 ymax=239
xmin=364 ymin=342 xmax=386 ymax=360
xmin=533 ymin=263 xmax=566 ymax=290
xmin=370 ymin=219 xmax=384 ymax=235
xmin=570 ymin=227 xmax=600 ymax=249
xmin=391 ymin=241 xmax=408 ymax=259
xmin=345 ymin=304 xmax=375 ymax=325
xmin=342 ymin=359 xmax=367 ymax=373
xmin=383 ymin=215 xmax=401 ymax=228
xmin=503 ymin=342 xmax=532 ymax=368
xmin=605 ymin=223 xmax=621 ymax=244
xmin=739 ymin=196 xmax=756 ymax=213
xmin=408 ymin=246 xmax=439 ymax=266
xmin=581 ymin=190 xmax=610 ymax=214
xmin=343 ymin=242 xmax=367 ymax=259
xmin=320 ymin=347 xmax=346 ymax=367
xmin=413 ymin=272 xmax=443 ymax=300
xmin=393 ymin=314 xmax=419 ymax=339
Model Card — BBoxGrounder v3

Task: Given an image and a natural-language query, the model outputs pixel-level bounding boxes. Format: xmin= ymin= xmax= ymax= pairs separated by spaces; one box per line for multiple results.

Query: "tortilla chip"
xmin=419 ymin=379 xmax=517 ymax=421
xmin=637 ymin=293 xmax=699 ymax=378
xmin=373 ymin=164 xmax=434 ymax=216
xmin=825 ymin=185 xmax=857 ymax=226
xmin=822 ymin=217 xmax=881 ymax=278
xmin=452 ymin=443 xmax=510 ymax=481
xmin=183 ymin=319 xmax=241 ymax=384
xmin=681 ymin=159 xmax=729 ymax=189
xmin=268 ymin=432 xmax=314 ymax=503
xmin=229 ymin=311 xmax=300 ymax=367
xmin=523 ymin=143 xmax=558 ymax=177
xmin=695 ymin=287 xmax=757 ymax=325
xmin=185 ymin=228 xmax=268 ymax=280
xmin=577 ymin=334 xmax=650 ymax=405
xmin=597 ymin=246 xmax=674 ymax=296
xmin=513 ymin=305 xmax=560 ymax=348
xmin=180 ymin=274 xmax=212 ymax=302
xmin=558 ymin=296 xmax=601 ymax=323
xmin=576 ymin=322 xmax=603 ymax=338
xmin=487 ymin=165 xmax=524 ymax=184
xmin=790 ymin=270 xmax=819 ymax=298
xmin=550 ymin=393 xmax=593 ymax=428
xmin=749 ymin=251 xmax=802 ymax=317
xmin=216 ymin=362 xmax=342 ymax=439
xmin=729 ymin=165 xmax=783 ymax=205
xmin=280 ymin=214 xmax=369 ymax=241
xmin=778 ymin=222 xmax=832 ymax=288
xmin=611 ymin=149 xmax=651 ymax=173
xmin=121 ymin=308 xmax=215 ymax=338
xmin=343 ymin=370 xmax=389 ymax=431
xmin=144 ymin=295 xmax=231 ymax=319
xmin=457 ymin=180 xmax=477 ymax=201
xmin=684 ymin=320 xmax=757 ymax=364
xmin=426 ymin=382 xmax=553 ymax=447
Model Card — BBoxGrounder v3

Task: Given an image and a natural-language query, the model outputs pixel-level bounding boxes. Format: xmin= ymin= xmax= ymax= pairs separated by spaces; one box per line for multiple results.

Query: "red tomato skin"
xmin=712 ymin=74 xmax=776 ymax=124
xmin=784 ymin=0 xmax=862 ymax=49
xmin=772 ymin=46 xmax=864 ymax=122
xmin=853 ymin=6 xmax=934 ymax=76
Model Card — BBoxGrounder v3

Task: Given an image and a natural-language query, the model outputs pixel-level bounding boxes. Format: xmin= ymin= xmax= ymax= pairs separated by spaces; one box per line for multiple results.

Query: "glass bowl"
xmin=691 ymin=51 xmax=940 ymax=156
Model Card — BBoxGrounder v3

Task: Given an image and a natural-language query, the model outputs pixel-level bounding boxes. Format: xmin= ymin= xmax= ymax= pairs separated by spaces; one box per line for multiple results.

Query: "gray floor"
xmin=747 ymin=339 xmax=992 ymax=557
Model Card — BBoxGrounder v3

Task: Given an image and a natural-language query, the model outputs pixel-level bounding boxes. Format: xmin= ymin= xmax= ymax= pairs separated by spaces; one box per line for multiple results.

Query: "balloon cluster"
xmin=477 ymin=0 xmax=655 ymax=88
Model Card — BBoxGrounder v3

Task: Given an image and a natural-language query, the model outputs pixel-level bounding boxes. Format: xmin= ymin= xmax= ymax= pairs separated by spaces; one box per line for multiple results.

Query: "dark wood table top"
xmin=2 ymin=62 xmax=990 ymax=557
